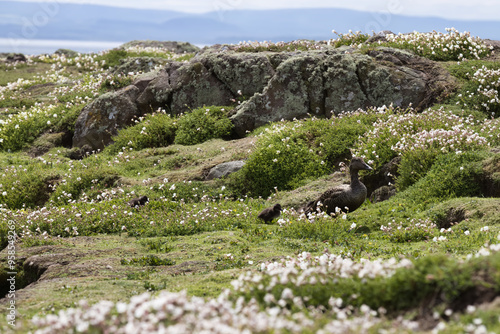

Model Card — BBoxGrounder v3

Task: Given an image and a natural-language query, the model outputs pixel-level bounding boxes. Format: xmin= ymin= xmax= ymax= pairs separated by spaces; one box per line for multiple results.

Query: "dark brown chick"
xmin=258 ymin=203 xmax=282 ymax=223
xmin=128 ymin=195 xmax=149 ymax=208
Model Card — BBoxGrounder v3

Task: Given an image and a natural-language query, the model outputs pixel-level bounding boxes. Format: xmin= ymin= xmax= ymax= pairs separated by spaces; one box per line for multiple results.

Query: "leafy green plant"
xmin=0 ymin=163 xmax=57 ymax=209
xmin=400 ymin=150 xmax=487 ymax=203
xmin=140 ymin=238 xmax=174 ymax=253
xmin=48 ymin=164 xmax=118 ymax=206
xmin=238 ymin=112 xmax=377 ymax=197
xmin=105 ymin=112 xmax=177 ymax=154
xmin=380 ymin=218 xmax=437 ymax=243
xmin=174 ymin=106 xmax=233 ymax=145
xmin=329 ymin=30 xmax=370 ymax=48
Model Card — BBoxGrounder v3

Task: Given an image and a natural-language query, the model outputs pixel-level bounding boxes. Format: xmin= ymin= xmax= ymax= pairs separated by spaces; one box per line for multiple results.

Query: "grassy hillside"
xmin=1 ymin=31 xmax=500 ymax=333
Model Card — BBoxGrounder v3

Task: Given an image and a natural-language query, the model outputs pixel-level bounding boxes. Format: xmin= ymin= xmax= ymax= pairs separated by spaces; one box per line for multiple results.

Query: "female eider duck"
xmin=304 ymin=157 xmax=372 ymax=216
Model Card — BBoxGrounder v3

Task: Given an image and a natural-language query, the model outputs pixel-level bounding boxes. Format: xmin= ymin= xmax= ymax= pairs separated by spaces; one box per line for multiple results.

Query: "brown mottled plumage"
xmin=128 ymin=195 xmax=149 ymax=208
xmin=258 ymin=203 xmax=282 ymax=223
xmin=304 ymin=157 xmax=372 ymax=216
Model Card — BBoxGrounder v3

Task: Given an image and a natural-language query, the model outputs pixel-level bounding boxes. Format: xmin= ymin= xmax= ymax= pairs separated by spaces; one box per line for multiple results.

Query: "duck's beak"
xmin=363 ymin=162 xmax=373 ymax=170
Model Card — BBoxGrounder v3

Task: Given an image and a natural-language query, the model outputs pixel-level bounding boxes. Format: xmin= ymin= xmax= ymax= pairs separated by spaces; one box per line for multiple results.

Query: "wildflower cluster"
xmin=232 ymin=39 xmax=327 ymax=52
xmin=10 ymin=181 xmax=250 ymax=240
xmin=122 ymin=46 xmax=194 ymax=62
xmin=38 ymin=52 xmax=106 ymax=72
xmin=457 ymin=65 xmax=500 ymax=115
xmin=29 ymin=240 xmax=500 ymax=333
xmin=30 ymin=289 xmax=397 ymax=334
xmin=353 ymin=107 xmax=490 ymax=169
xmin=328 ymin=30 xmax=370 ymax=48
xmin=392 ymin=125 xmax=488 ymax=154
xmin=384 ymin=28 xmax=492 ymax=61
xmin=380 ymin=218 xmax=437 ymax=243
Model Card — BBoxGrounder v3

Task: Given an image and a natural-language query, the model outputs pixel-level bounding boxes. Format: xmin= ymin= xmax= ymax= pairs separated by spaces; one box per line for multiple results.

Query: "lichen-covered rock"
xmin=119 ymin=40 xmax=200 ymax=54
xmin=230 ymin=48 xmax=454 ymax=136
xmin=169 ymin=61 xmax=235 ymax=113
xmin=73 ymin=46 xmax=456 ymax=150
xmin=72 ymin=85 xmax=140 ymax=150
xmin=54 ymin=48 xmax=79 ymax=58
xmin=197 ymin=51 xmax=275 ymax=96
xmin=136 ymin=60 xmax=235 ymax=115
xmin=206 ymin=161 xmax=245 ymax=180
xmin=112 ymin=57 xmax=167 ymax=75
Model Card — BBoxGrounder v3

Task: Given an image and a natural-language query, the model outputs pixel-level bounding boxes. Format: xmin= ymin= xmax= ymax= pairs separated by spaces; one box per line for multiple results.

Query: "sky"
xmin=6 ymin=0 xmax=500 ymax=21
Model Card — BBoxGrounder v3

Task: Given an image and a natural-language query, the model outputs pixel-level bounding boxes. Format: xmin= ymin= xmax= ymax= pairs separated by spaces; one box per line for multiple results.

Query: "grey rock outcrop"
xmin=72 ymin=85 xmax=141 ymax=150
xmin=73 ymin=46 xmax=456 ymax=149
xmin=206 ymin=160 xmax=245 ymax=180
xmin=112 ymin=57 xmax=166 ymax=75
xmin=230 ymin=47 xmax=453 ymax=136
xmin=119 ymin=40 xmax=200 ymax=54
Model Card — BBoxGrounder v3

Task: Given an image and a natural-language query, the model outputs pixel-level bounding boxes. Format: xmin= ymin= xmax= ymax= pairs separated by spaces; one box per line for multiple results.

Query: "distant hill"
xmin=1 ymin=1 xmax=499 ymax=46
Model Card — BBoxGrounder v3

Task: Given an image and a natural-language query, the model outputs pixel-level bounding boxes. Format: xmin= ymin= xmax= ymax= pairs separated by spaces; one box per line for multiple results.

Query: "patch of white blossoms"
xmin=384 ymin=28 xmax=492 ymax=61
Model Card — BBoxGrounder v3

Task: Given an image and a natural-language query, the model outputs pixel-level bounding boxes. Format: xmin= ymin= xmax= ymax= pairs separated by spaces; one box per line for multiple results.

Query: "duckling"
xmin=258 ymin=203 xmax=282 ymax=223
xmin=304 ymin=157 xmax=372 ymax=216
xmin=128 ymin=195 xmax=148 ymax=208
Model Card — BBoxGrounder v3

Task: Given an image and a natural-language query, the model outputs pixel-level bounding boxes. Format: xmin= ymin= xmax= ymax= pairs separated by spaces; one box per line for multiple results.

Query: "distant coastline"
xmin=0 ymin=38 xmax=210 ymax=55
xmin=0 ymin=38 xmax=124 ymax=55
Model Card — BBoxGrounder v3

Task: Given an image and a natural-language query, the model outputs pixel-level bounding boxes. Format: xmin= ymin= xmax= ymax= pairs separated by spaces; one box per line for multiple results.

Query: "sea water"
xmin=0 ymin=38 xmax=124 ymax=55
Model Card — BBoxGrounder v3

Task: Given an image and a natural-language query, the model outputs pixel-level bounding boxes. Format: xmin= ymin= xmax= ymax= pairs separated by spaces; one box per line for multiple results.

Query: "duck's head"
xmin=273 ymin=203 xmax=282 ymax=212
xmin=350 ymin=157 xmax=373 ymax=171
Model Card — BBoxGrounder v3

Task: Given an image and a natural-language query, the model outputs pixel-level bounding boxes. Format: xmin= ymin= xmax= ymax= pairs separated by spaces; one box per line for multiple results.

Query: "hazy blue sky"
xmin=6 ymin=0 xmax=500 ymax=21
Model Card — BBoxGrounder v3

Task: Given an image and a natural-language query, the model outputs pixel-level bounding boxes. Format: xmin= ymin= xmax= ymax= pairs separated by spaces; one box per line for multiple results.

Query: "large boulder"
xmin=72 ymin=85 xmax=141 ymax=150
xmin=230 ymin=47 xmax=454 ymax=136
xmin=198 ymin=51 xmax=275 ymax=96
xmin=119 ymin=40 xmax=200 ymax=54
xmin=136 ymin=60 xmax=235 ymax=115
xmin=205 ymin=160 xmax=245 ymax=180
xmin=73 ymin=46 xmax=456 ymax=149
xmin=112 ymin=57 xmax=167 ymax=75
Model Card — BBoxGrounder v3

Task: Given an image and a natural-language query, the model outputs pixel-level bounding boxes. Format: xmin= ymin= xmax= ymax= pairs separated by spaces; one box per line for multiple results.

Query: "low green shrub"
xmin=238 ymin=112 xmax=377 ymax=197
xmin=0 ymin=162 xmax=57 ymax=209
xmin=106 ymin=112 xmax=177 ymax=154
xmin=174 ymin=106 xmax=233 ymax=145
xmin=329 ymin=30 xmax=370 ymax=48
xmin=400 ymin=150 xmax=486 ymax=203
xmin=48 ymin=164 xmax=118 ymax=206
xmin=0 ymin=104 xmax=83 ymax=152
